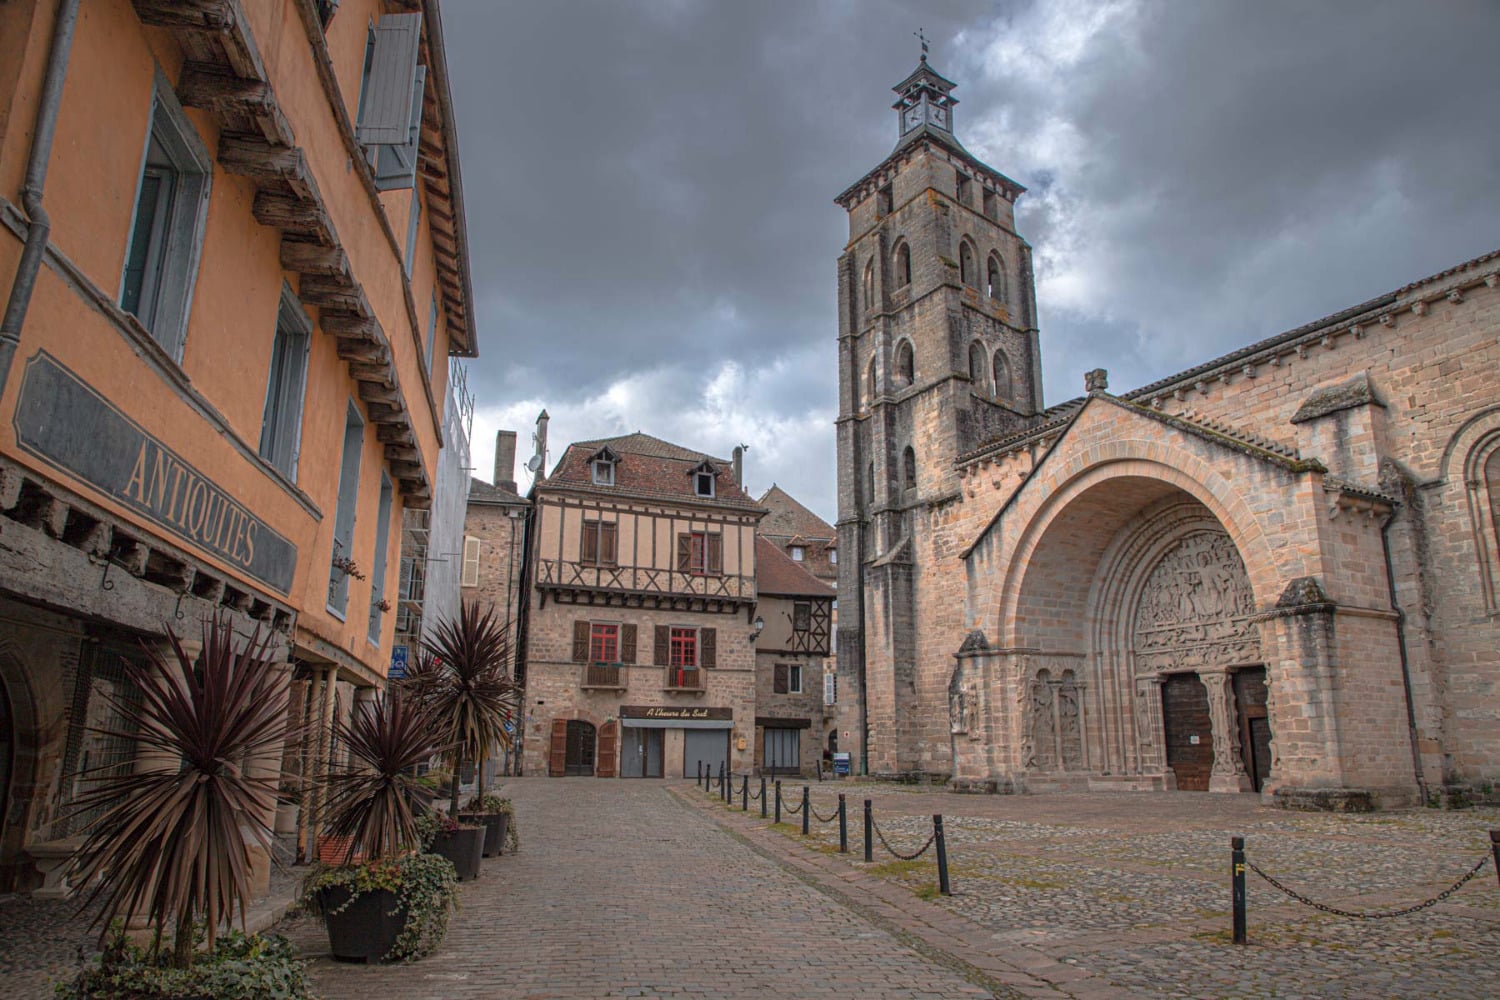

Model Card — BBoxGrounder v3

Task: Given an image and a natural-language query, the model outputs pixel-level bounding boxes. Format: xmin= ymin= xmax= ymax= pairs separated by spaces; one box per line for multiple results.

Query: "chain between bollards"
xmin=802 ymin=785 xmax=810 ymax=836
xmin=934 ymin=814 xmax=951 ymax=896
xmin=863 ymin=798 xmax=873 ymax=863
xmin=838 ymin=794 xmax=848 ymax=853
xmin=1232 ymin=836 xmax=1247 ymax=945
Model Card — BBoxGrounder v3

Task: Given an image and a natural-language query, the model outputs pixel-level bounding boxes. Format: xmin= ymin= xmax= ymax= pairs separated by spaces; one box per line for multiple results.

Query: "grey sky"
xmin=443 ymin=0 xmax=1500 ymax=523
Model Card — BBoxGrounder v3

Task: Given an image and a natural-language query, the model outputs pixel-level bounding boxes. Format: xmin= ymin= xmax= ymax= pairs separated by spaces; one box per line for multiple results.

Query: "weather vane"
xmin=914 ymin=27 xmax=929 ymax=61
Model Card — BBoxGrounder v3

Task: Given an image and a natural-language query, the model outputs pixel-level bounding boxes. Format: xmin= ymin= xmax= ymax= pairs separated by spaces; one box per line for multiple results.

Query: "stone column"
xmin=1199 ymin=669 xmax=1252 ymax=793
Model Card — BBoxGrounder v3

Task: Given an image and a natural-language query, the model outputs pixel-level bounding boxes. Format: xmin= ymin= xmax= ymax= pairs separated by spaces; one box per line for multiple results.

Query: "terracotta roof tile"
xmin=544 ymin=432 xmax=761 ymax=510
xmin=755 ymin=537 xmax=836 ymax=598
xmin=756 ymin=486 xmax=835 ymax=542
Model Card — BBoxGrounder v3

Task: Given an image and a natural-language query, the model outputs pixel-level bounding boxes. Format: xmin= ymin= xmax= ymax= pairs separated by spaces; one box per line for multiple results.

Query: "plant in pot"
xmin=400 ymin=601 xmax=519 ymax=870
xmin=460 ymin=792 xmax=518 ymax=857
xmin=303 ymin=693 xmax=459 ymax=963
xmin=55 ymin=617 xmax=316 ymax=999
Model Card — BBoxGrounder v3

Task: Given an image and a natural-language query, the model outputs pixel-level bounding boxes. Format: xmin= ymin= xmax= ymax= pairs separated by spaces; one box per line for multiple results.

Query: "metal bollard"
xmin=775 ymin=780 xmax=782 ymax=825
xmin=1232 ymin=836 xmax=1247 ymax=945
xmin=697 ymin=761 xmax=703 ymax=786
xmin=760 ymin=775 xmax=768 ymax=818
xmin=742 ymin=774 xmax=749 ymax=811
xmin=934 ymin=814 xmax=951 ymax=896
xmin=838 ymin=794 xmax=848 ymax=853
xmin=864 ymin=798 xmax=873 ymax=863
xmin=802 ymin=786 xmax=810 ymax=836
xmin=1490 ymin=831 xmax=1500 ymax=893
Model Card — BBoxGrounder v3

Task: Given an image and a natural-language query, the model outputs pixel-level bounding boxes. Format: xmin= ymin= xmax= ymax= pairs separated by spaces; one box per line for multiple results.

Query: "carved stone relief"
xmin=1057 ymin=670 xmax=1084 ymax=770
xmin=1021 ymin=665 xmax=1087 ymax=773
xmin=1132 ymin=531 xmax=1260 ymax=673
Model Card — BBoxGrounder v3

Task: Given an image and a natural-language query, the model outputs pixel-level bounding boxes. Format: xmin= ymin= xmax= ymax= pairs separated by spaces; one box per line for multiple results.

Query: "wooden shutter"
xmin=547 ymin=719 xmax=568 ymax=777
xmin=676 ymin=533 xmax=692 ymax=572
xmin=707 ymin=533 xmax=723 ymax=575
xmin=596 ymin=721 xmax=619 ymax=778
xmin=620 ymin=624 xmax=637 ymax=664
xmin=601 ymin=522 xmax=617 ymax=565
xmin=774 ymin=663 xmax=789 ymax=694
xmin=653 ymin=625 xmax=670 ymax=666
xmin=374 ymin=65 xmax=425 ymax=191
xmin=580 ymin=522 xmax=598 ymax=564
xmin=572 ymin=620 xmax=590 ymax=663
xmin=461 ymin=536 xmax=480 ymax=587
xmin=700 ymin=627 xmax=717 ymax=668
xmin=357 ymin=14 xmax=422 ymax=145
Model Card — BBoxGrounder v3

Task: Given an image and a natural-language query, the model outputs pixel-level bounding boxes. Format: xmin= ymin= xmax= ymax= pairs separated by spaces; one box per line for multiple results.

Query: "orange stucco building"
xmin=0 ymin=0 xmax=477 ymax=892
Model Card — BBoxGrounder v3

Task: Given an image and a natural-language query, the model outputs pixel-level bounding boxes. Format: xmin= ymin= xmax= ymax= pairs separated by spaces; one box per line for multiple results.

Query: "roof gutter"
xmin=1 ymin=0 xmax=82 ymax=386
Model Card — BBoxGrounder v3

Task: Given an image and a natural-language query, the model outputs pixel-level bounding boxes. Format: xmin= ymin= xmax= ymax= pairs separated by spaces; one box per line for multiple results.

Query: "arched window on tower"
xmin=993 ymin=349 xmax=1011 ymax=401
xmin=987 ymin=253 xmax=1006 ymax=302
xmin=895 ymin=241 xmax=911 ymax=287
xmin=959 ymin=240 xmax=976 ymax=288
xmin=903 ymin=446 xmax=917 ymax=491
xmin=866 ymin=461 xmax=875 ymax=502
xmin=894 ymin=340 xmax=914 ymax=387
xmin=1488 ymin=449 xmax=1500 ymax=552
xmin=968 ymin=342 xmax=988 ymax=392
xmin=865 ymin=357 xmax=877 ymax=404
xmin=862 ymin=259 xmax=875 ymax=317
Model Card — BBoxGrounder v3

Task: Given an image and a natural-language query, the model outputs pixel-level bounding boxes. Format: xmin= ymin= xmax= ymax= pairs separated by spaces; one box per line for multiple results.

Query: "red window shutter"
xmin=677 ymin=533 xmax=692 ymax=572
xmin=707 ymin=533 xmax=723 ymax=575
xmin=581 ymin=522 xmax=598 ymax=564
xmin=774 ymin=663 xmax=789 ymax=694
xmin=700 ymin=627 xmax=717 ymax=668
xmin=601 ymin=522 xmax=617 ymax=565
xmin=596 ymin=721 xmax=619 ymax=778
xmin=620 ymin=624 xmax=637 ymax=664
xmin=548 ymin=719 xmax=568 ymax=777
xmin=572 ymin=620 xmax=590 ymax=663
xmin=653 ymin=625 xmax=670 ymax=666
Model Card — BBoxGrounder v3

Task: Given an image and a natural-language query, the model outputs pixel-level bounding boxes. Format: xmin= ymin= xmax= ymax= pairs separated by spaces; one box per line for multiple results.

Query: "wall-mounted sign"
xmin=14 ymin=353 xmax=298 ymax=594
xmin=620 ymin=705 xmax=732 ymax=721
xmin=389 ymin=645 xmax=409 ymax=680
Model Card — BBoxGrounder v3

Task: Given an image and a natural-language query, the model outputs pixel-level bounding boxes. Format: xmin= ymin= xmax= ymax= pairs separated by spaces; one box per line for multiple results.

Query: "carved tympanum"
xmin=1132 ymin=531 xmax=1259 ymax=673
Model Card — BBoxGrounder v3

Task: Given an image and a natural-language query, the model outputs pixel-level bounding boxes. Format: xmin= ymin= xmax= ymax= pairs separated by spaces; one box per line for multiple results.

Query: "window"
xmin=968 ymin=342 xmax=987 ymax=391
xmin=894 ymin=241 xmax=911 ymax=287
xmin=790 ymin=545 xmax=805 ymax=561
xmin=829 ymin=548 xmax=837 ymax=565
xmin=670 ymin=627 xmax=697 ymax=668
xmin=327 ymin=402 xmax=365 ymax=615
xmin=987 ymin=253 xmax=1006 ymax=302
xmin=959 ymin=240 xmax=976 ymax=287
xmin=862 ymin=259 xmax=875 ymax=316
xmin=955 ymin=173 xmax=971 ymax=206
xmin=876 ymin=184 xmax=893 ymax=216
xmin=793 ymin=602 xmax=811 ymax=632
xmin=424 ymin=293 xmax=438 ymax=371
xmin=368 ymin=474 xmax=393 ymax=643
xmin=259 ymin=288 xmax=311 ymax=479
xmin=592 ymin=459 xmax=615 ymax=485
xmin=580 ymin=519 xmax=617 ymax=566
xmin=120 ymin=72 xmax=211 ymax=360
xmin=678 ymin=531 xmax=723 ymax=576
xmin=866 ymin=462 xmax=875 ymax=502
xmin=823 ymin=672 xmax=837 ymax=707
xmin=993 ymin=350 xmax=1011 ymax=400
xmin=982 ymin=187 xmax=998 ymax=220
xmin=590 ymin=623 xmax=620 ymax=663
xmin=404 ymin=187 xmax=421 ymax=277
xmin=461 ymin=536 xmax=480 ymax=587
xmin=773 ymin=663 xmax=802 ymax=694
xmin=356 ymin=14 xmax=426 ymax=191
xmin=894 ymin=340 xmax=914 ymax=387
xmin=693 ymin=465 xmax=716 ymax=498
xmin=865 ymin=358 xmax=877 ymax=403
xmin=903 ymin=446 xmax=917 ymax=491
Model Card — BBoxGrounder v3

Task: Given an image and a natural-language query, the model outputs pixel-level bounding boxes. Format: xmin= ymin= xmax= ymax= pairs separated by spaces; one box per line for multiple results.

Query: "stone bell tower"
xmin=833 ymin=52 xmax=1041 ymax=776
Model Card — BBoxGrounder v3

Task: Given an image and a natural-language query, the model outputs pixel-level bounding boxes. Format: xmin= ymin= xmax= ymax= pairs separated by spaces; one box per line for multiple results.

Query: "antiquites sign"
xmin=13 ymin=353 xmax=298 ymax=594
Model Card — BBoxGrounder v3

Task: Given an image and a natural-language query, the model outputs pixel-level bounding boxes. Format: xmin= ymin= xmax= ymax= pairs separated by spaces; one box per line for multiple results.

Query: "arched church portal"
xmin=1006 ymin=479 xmax=1272 ymax=793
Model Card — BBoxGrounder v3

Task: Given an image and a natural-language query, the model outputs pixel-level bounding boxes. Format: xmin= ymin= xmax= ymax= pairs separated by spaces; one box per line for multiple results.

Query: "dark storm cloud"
xmin=443 ymin=0 xmax=1500 ymax=520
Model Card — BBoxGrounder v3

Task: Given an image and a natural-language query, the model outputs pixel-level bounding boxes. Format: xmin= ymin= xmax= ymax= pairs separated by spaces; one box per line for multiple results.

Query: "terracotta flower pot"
xmin=430 ymin=824 xmax=485 ymax=880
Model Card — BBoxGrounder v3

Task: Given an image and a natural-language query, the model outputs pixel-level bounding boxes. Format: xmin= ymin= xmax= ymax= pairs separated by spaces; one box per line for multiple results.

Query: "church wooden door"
xmin=1234 ymin=668 xmax=1272 ymax=792
xmin=1161 ymin=674 xmax=1213 ymax=791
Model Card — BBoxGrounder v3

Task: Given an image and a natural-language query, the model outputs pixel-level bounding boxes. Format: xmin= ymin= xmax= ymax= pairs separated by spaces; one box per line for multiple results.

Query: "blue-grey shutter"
xmin=374 ymin=64 xmax=426 ymax=191
xmin=356 ymin=13 xmax=421 ymax=146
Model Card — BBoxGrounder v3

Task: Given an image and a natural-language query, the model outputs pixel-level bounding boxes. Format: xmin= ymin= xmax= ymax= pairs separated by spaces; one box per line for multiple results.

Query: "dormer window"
xmin=691 ymin=460 xmax=716 ymax=498
xmin=588 ymin=445 xmax=619 ymax=486
xmin=791 ymin=545 xmax=805 ymax=561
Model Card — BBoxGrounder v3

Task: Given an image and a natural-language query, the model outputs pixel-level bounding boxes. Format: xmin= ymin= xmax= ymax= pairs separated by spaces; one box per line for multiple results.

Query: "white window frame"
xmin=592 ymin=460 xmax=615 ymax=486
xmin=790 ymin=545 xmax=805 ymax=561
xmin=119 ymin=69 xmax=212 ymax=361
xmin=461 ymin=535 xmax=480 ymax=587
xmin=788 ymin=663 xmax=803 ymax=694
xmin=694 ymin=470 xmax=715 ymax=497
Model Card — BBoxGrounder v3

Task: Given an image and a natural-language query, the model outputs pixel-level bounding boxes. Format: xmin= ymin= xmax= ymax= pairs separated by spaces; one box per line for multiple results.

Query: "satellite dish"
xmin=526 ymin=454 xmax=543 ymax=473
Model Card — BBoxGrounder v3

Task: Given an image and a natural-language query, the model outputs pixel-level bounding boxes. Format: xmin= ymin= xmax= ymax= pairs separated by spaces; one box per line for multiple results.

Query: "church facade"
xmin=834 ymin=57 xmax=1500 ymax=809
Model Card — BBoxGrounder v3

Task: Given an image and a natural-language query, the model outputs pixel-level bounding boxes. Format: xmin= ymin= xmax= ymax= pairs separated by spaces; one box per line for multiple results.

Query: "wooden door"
xmin=1234 ymin=668 xmax=1272 ymax=792
xmin=1161 ymin=674 xmax=1213 ymax=791
xmin=596 ymin=721 xmax=619 ymax=778
xmin=564 ymin=721 xmax=596 ymax=776
xmin=547 ymin=719 xmax=568 ymax=777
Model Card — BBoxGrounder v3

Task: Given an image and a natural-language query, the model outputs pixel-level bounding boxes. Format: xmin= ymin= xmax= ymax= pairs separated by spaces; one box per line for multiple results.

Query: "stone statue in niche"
xmin=1031 ymin=670 xmax=1057 ymax=769
xmin=948 ymin=667 xmax=969 ymax=735
xmin=1057 ymin=673 xmax=1083 ymax=770
xmin=1018 ymin=677 xmax=1037 ymax=770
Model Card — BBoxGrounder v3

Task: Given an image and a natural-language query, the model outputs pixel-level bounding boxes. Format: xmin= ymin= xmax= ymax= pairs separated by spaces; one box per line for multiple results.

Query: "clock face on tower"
xmin=929 ymin=104 xmax=948 ymax=129
xmin=902 ymin=104 xmax=925 ymax=133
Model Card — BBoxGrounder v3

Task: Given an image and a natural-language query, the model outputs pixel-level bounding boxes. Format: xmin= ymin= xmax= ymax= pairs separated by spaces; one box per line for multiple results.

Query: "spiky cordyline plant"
xmin=320 ymin=691 xmax=442 ymax=866
xmin=63 ymin=618 xmax=291 ymax=967
xmin=405 ymin=601 xmax=519 ymax=814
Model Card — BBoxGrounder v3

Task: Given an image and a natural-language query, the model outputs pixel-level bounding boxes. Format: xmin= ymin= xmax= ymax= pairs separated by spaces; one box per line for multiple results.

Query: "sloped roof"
xmin=756 ymin=485 xmax=835 ymax=542
xmin=544 ymin=432 xmax=761 ymax=510
xmin=468 ymin=476 xmax=525 ymax=505
xmin=756 ymin=537 xmax=836 ymax=598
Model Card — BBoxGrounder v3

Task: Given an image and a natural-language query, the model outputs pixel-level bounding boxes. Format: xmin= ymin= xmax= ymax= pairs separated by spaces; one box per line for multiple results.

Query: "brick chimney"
xmin=494 ymin=430 xmax=517 ymax=492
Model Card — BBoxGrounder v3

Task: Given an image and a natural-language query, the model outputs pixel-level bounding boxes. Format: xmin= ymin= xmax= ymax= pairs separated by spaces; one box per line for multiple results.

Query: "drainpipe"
xmin=0 ymin=0 xmax=82 ymax=386
xmin=1380 ymin=507 xmax=1429 ymax=807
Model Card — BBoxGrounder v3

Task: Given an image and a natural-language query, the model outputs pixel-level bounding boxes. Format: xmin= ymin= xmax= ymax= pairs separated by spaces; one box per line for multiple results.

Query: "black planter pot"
xmin=319 ymin=885 xmax=407 ymax=964
xmin=431 ymin=824 xmax=486 ymax=879
xmin=460 ymin=811 xmax=510 ymax=858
